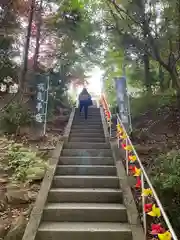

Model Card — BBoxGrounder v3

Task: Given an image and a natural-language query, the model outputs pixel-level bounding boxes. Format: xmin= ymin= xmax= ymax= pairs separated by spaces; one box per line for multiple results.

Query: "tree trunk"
xmin=20 ymin=0 xmax=35 ymax=93
xmin=144 ymin=52 xmax=151 ymax=92
xmin=169 ymin=69 xmax=180 ymax=91
xmin=33 ymin=0 xmax=43 ymax=70
xmin=159 ymin=64 xmax=164 ymax=91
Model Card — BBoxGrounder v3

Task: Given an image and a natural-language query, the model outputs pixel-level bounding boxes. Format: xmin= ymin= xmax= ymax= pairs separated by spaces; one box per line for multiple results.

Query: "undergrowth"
xmin=151 ymin=150 xmax=180 ymax=236
xmin=0 ymin=103 xmax=33 ymax=134
xmin=130 ymin=89 xmax=177 ymax=118
xmin=0 ymin=138 xmax=47 ymax=182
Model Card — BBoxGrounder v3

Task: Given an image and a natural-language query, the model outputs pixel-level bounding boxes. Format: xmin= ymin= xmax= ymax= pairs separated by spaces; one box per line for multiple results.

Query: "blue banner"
xmin=114 ymin=76 xmax=130 ymax=131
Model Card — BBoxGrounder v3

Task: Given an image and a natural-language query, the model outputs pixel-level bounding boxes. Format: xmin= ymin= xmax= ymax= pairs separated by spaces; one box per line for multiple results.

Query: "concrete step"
xmin=74 ymin=114 xmax=101 ymax=117
xmin=73 ymin=123 xmax=102 ymax=126
xmin=52 ymin=176 xmax=119 ymax=188
xmin=48 ymin=188 xmax=123 ymax=203
xmin=76 ymin=114 xmax=101 ymax=118
xmin=76 ymin=109 xmax=100 ymax=112
xmin=64 ymin=142 xmax=110 ymax=149
xmin=42 ymin=203 xmax=127 ymax=222
xmin=55 ymin=165 xmax=117 ymax=176
xmin=70 ymin=129 xmax=104 ymax=134
xmin=37 ymin=222 xmax=132 ymax=240
xmin=73 ymin=118 xmax=102 ymax=122
xmin=73 ymin=119 xmax=102 ymax=123
xmin=59 ymin=157 xmax=114 ymax=165
xmin=72 ymin=125 xmax=103 ymax=129
xmin=69 ymin=137 xmax=105 ymax=143
xmin=62 ymin=149 xmax=112 ymax=157
xmin=70 ymin=132 xmax=105 ymax=138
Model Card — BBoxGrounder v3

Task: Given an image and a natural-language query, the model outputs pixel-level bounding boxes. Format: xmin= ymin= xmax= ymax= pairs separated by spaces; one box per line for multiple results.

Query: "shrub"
xmin=0 ymin=103 xmax=33 ymax=133
xmin=1 ymin=141 xmax=47 ymax=182
xmin=130 ymin=90 xmax=177 ymax=118
xmin=151 ymin=150 xmax=180 ymax=236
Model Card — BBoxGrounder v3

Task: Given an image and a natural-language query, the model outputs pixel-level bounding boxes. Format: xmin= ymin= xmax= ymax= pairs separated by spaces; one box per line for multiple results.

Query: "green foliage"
xmin=130 ymin=90 xmax=177 ymax=118
xmin=0 ymin=103 xmax=33 ymax=133
xmin=151 ymin=150 xmax=180 ymax=236
xmin=0 ymin=2 xmax=19 ymax=83
xmin=1 ymin=141 xmax=47 ymax=182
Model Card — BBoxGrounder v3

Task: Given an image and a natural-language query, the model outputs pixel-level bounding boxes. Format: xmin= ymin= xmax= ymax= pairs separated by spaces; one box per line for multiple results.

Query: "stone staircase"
xmin=35 ymin=108 xmax=133 ymax=240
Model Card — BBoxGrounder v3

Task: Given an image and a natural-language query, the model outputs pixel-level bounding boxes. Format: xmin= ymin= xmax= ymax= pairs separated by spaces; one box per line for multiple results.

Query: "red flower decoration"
xmin=107 ymin=111 xmax=110 ymax=119
xmin=135 ymin=177 xmax=141 ymax=188
xmin=144 ymin=203 xmax=153 ymax=212
xmin=121 ymin=143 xmax=126 ymax=149
xmin=151 ymin=224 xmax=166 ymax=235
xmin=128 ymin=165 xmax=136 ymax=174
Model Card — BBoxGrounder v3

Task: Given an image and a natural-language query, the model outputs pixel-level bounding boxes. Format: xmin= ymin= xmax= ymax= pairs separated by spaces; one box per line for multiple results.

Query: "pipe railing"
xmin=100 ymin=94 xmax=178 ymax=240
xmin=100 ymin=94 xmax=112 ymax=137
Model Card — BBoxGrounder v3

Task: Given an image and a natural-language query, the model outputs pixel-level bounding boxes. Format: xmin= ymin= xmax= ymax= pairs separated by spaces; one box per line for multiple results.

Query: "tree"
xmin=106 ymin=0 xmax=180 ymax=91
xmin=0 ymin=0 xmax=19 ymax=84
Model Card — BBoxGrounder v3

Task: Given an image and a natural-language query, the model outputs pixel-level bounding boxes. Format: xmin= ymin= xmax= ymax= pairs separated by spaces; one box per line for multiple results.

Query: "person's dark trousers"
xmin=84 ymin=103 xmax=88 ymax=119
xmin=79 ymin=102 xmax=83 ymax=114
xmin=79 ymin=101 xmax=88 ymax=119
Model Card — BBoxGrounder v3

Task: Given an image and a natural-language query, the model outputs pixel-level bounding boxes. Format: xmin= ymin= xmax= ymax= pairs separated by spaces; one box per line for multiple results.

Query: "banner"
xmin=114 ymin=76 xmax=130 ymax=131
xmin=34 ymin=73 xmax=50 ymax=135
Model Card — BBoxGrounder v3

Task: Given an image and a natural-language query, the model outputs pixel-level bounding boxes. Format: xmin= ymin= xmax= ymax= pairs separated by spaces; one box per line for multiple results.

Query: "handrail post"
xmin=141 ymin=173 xmax=147 ymax=235
xmin=125 ymin=138 xmax=129 ymax=175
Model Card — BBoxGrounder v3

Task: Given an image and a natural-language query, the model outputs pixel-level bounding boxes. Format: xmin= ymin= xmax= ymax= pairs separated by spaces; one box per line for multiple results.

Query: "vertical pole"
xmin=127 ymin=92 xmax=133 ymax=133
xmin=123 ymin=50 xmax=132 ymax=133
xmin=117 ymin=118 xmax=120 ymax=148
xmin=43 ymin=75 xmax=49 ymax=135
xmin=125 ymin=138 xmax=129 ymax=175
xmin=109 ymin=118 xmax=112 ymax=138
xmin=141 ymin=173 xmax=147 ymax=235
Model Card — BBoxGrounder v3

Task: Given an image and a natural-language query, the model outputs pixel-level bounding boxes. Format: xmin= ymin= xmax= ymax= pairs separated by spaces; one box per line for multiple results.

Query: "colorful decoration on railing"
xmin=116 ymin=120 xmax=174 ymax=240
xmin=151 ymin=223 xmax=165 ymax=235
xmin=158 ymin=231 xmax=171 ymax=240
xmin=142 ymin=188 xmax=153 ymax=197
xmin=148 ymin=204 xmax=161 ymax=218
xmin=101 ymin=96 xmax=111 ymax=127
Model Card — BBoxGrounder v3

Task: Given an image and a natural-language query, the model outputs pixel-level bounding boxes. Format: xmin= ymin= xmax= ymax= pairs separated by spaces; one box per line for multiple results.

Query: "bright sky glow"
xmin=87 ymin=66 xmax=103 ymax=95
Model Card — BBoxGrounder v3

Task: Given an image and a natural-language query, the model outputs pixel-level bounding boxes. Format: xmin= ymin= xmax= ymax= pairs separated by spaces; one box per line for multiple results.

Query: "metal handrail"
xmin=101 ymin=94 xmax=112 ymax=137
xmin=117 ymin=114 xmax=178 ymax=240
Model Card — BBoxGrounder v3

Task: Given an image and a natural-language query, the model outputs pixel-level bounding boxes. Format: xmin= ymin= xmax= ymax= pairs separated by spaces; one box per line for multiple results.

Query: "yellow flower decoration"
xmin=129 ymin=155 xmax=137 ymax=162
xmin=133 ymin=167 xmax=141 ymax=176
xmin=148 ymin=204 xmax=161 ymax=217
xmin=116 ymin=124 xmax=123 ymax=132
xmin=124 ymin=145 xmax=132 ymax=151
xmin=120 ymin=133 xmax=127 ymax=140
xmin=142 ymin=188 xmax=153 ymax=197
xmin=158 ymin=231 xmax=171 ymax=240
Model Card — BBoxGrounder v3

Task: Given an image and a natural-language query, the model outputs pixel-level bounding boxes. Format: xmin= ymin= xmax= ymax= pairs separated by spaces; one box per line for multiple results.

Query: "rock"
xmin=5 ymin=215 xmax=27 ymax=240
xmin=0 ymin=177 xmax=8 ymax=184
xmin=0 ymin=219 xmax=10 ymax=238
xmin=27 ymin=191 xmax=38 ymax=201
xmin=0 ymin=188 xmax=7 ymax=211
xmin=22 ymin=204 xmax=33 ymax=216
xmin=6 ymin=186 xmax=29 ymax=204
xmin=30 ymin=184 xmax=40 ymax=192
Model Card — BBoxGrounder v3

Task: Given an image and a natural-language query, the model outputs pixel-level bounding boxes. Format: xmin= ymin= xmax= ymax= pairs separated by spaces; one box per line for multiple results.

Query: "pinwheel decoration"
xmin=133 ymin=167 xmax=141 ymax=177
xmin=158 ymin=231 xmax=171 ymax=240
xmin=135 ymin=177 xmax=141 ymax=188
xmin=148 ymin=204 xmax=161 ymax=218
xmin=128 ymin=154 xmax=137 ymax=163
xmin=151 ymin=224 xmax=165 ymax=235
xmin=144 ymin=203 xmax=153 ymax=213
xmin=142 ymin=188 xmax=153 ymax=197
